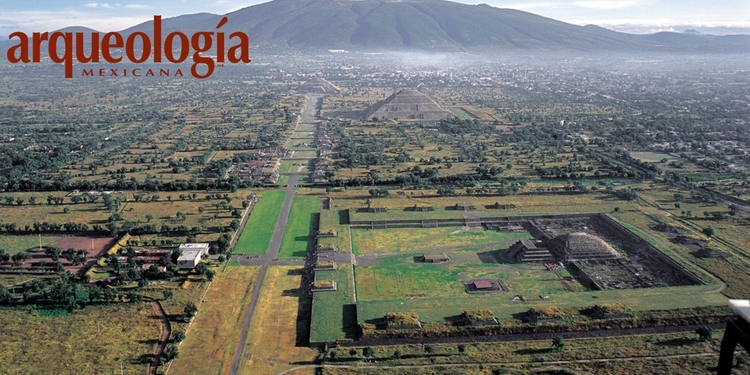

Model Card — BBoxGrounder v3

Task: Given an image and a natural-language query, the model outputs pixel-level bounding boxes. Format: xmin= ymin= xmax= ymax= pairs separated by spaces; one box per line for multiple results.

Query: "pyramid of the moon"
xmin=294 ymin=77 xmax=341 ymax=94
xmin=362 ymin=88 xmax=453 ymax=121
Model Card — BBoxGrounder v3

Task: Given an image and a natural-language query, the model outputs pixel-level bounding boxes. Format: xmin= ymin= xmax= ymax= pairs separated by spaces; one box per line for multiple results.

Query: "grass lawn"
xmin=356 ymin=283 xmax=725 ymax=324
xmin=310 ymin=265 xmax=356 ymax=343
xmin=169 ymin=264 xmax=259 ymax=375
xmin=351 ymin=226 xmax=532 ymax=255
xmin=447 ymin=107 xmax=475 ymax=120
xmin=355 ymin=253 xmax=583 ymax=303
xmin=233 ymin=190 xmax=286 ymax=254
xmin=0 ymin=302 xmax=160 ymax=375
xmin=278 ymin=196 xmax=319 ymax=259
xmin=237 ymin=266 xmax=317 ymax=375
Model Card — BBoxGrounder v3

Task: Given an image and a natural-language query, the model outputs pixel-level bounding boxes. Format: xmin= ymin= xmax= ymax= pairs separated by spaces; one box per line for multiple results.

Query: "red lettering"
xmin=76 ymin=32 xmax=99 ymax=63
xmin=153 ymin=15 xmax=162 ymax=63
xmin=6 ymin=14 xmax=251 ymax=79
xmin=102 ymin=32 xmax=123 ymax=63
xmin=48 ymin=32 xmax=74 ymax=78
xmin=228 ymin=32 xmax=250 ymax=64
xmin=32 ymin=32 xmax=48 ymax=62
xmin=126 ymin=32 xmax=151 ymax=63
xmin=7 ymin=32 xmax=29 ymax=63
xmin=165 ymin=32 xmax=188 ymax=63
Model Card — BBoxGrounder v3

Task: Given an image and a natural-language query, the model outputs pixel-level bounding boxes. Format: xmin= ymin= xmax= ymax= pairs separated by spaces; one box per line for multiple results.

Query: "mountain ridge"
xmin=2 ymin=0 xmax=749 ymax=54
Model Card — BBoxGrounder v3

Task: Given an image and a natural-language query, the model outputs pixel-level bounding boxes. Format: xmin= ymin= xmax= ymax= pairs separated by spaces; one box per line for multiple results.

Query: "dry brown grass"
xmin=169 ymin=264 xmax=259 ymax=375
xmin=238 ymin=266 xmax=317 ymax=375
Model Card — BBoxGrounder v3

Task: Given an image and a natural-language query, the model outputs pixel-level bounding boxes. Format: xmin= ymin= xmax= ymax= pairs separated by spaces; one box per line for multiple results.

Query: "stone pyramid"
xmin=294 ymin=77 xmax=341 ymax=94
xmin=362 ymin=88 xmax=452 ymax=121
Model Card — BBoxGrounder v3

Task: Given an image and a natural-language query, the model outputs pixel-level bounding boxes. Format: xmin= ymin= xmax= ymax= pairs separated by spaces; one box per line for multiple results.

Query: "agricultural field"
xmin=169 ymin=264 xmax=259 ymax=375
xmin=0 ymin=189 xmax=251 ymax=244
xmin=233 ymin=189 xmax=286 ymax=254
xmin=237 ymin=266 xmax=318 ymax=375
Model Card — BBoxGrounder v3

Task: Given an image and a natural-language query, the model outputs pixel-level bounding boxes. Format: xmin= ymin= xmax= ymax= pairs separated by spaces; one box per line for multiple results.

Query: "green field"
xmin=355 ymin=253 xmax=584 ymax=302
xmin=356 ymin=283 xmax=725 ymax=324
xmin=0 ymin=235 xmax=66 ymax=253
xmin=233 ymin=190 xmax=286 ymax=254
xmin=278 ymin=195 xmax=319 ymax=259
xmin=310 ymin=265 xmax=356 ymax=343
xmin=351 ymin=226 xmax=532 ymax=254
xmin=447 ymin=107 xmax=475 ymax=120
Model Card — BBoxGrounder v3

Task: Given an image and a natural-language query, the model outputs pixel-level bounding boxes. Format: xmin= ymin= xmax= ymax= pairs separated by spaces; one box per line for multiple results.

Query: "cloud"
xmin=125 ymin=4 xmax=150 ymax=9
xmin=83 ymin=2 xmax=115 ymax=8
xmin=574 ymin=1 xmax=640 ymax=10
xmin=0 ymin=10 xmax=150 ymax=32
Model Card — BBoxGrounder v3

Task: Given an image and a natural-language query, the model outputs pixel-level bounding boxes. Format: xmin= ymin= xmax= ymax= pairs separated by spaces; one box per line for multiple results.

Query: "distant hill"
xmin=125 ymin=0 xmax=747 ymax=52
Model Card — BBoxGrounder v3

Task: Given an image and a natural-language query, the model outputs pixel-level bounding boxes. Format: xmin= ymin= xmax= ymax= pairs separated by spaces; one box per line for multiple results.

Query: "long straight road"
xmin=228 ymin=94 xmax=321 ymax=375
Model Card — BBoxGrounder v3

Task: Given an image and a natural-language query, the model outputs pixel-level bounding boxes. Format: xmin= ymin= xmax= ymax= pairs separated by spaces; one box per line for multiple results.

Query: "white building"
xmin=176 ymin=243 xmax=210 ymax=269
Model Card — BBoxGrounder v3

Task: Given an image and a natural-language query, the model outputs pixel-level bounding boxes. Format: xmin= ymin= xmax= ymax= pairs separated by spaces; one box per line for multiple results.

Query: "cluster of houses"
xmin=226 ymin=147 xmax=291 ymax=185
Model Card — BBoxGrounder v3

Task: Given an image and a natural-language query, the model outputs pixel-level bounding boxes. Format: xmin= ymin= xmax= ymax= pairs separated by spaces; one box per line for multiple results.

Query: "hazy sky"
xmin=1 ymin=0 xmax=748 ymax=34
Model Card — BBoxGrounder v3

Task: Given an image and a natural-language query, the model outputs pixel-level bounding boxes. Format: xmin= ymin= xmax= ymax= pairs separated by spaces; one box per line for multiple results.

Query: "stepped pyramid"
xmin=508 ymin=239 xmax=555 ymax=263
xmin=548 ymin=232 xmax=621 ymax=262
xmin=294 ymin=77 xmax=341 ymax=94
xmin=362 ymin=88 xmax=453 ymax=121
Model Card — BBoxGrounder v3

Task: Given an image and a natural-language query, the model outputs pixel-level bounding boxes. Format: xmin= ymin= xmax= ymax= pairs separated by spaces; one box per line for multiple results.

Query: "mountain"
xmin=116 ymin=0 xmax=748 ymax=52
xmin=2 ymin=0 xmax=749 ymax=54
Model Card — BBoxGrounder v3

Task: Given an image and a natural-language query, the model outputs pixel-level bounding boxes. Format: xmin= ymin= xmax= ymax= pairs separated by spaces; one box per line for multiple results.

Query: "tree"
xmin=392 ymin=350 xmax=401 ymax=359
xmin=457 ymin=344 xmax=466 ymax=354
xmin=363 ymin=347 xmax=374 ymax=358
xmin=703 ymin=227 xmax=715 ymax=238
xmin=183 ymin=302 xmax=198 ymax=320
xmin=195 ymin=262 xmax=208 ymax=275
xmin=696 ymin=325 xmax=713 ymax=341
xmin=552 ymin=336 xmax=565 ymax=351
xmin=205 ymin=269 xmax=216 ymax=282
xmin=0 ymin=284 xmax=10 ymax=303
xmin=172 ymin=330 xmax=185 ymax=343
xmin=329 ymin=350 xmax=339 ymax=360
xmin=163 ymin=344 xmax=179 ymax=362
xmin=145 ymin=214 xmax=153 ymax=223
xmin=163 ymin=290 xmax=173 ymax=300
